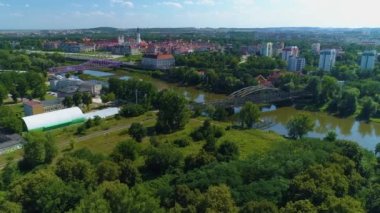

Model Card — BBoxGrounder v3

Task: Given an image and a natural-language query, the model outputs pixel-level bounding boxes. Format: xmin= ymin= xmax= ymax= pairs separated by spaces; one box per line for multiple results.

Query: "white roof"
xmin=22 ymin=107 xmax=84 ymax=131
xmin=84 ymin=107 xmax=120 ymax=120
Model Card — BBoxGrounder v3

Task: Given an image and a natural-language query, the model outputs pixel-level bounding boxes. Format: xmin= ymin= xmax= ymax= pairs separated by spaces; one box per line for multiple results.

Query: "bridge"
xmin=206 ymin=86 xmax=311 ymax=107
xmin=48 ymin=59 xmax=123 ymax=74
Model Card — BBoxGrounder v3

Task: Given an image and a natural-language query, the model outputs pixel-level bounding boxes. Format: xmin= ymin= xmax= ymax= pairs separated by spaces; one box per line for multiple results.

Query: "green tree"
xmin=128 ymin=123 xmax=147 ymax=142
xmin=375 ymin=143 xmax=380 ymax=156
xmin=366 ymin=184 xmax=380 ymax=213
xmin=120 ymin=104 xmax=146 ymax=117
xmin=119 ymin=160 xmax=142 ymax=187
xmin=217 ymin=141 xmax=239 ymax=162
xmin=213 ymin=107 xmax=229 ymax=121
xmin=9 ymin=170 xmax=77 ymax=213
xmin=202 ymin=185 xmax=238 ymax=213
xmin=55 ymin=157 xmax=96 ymax=185
xmin=82 ymin=92 xmax=93 ymax=107
xmin=239 ymin=102 xmax=260 ymax=128
xmin=286 ymin=114 xmax=315 ymax=139
xmin=185 ymin=149 xmax=217 ymax=171
xmin=0 ymin=84 xmax=7 ymax=105
xmin=73 ymin=92 xmax=83 ymax=106
xmin=305 ymin=77 xmax=321 ymax=104
xmin=111 ymin=140 xmax=139 ymax=162
xmin=324 ymin=131 xmax=337 ymax=142
xmin=324 ymin=196 xmax=365 ymax=213
xmin=97 ymin=160 xmax=121 ymax=183
xmin=63 ymin=96 xmax=74 ymax=108
xmin=0 ymin=201 xmax=22 ymax=213
xmin=360 ymin=97 xmax=377 ymax=121
xmin=74 ymin=181 xmax=163 ymax=213
xmin=337 ymin=88 xmax=359 ymax=117
xmin=281 ymin=200 xmax=317 ymax=213
xmin=145 ymin=145 xmax=183 ymax=175
xmin=320 ymin=76 xmax=339 ymax=104
xmin=21 ymin=132 xmax=58 ymax=170
xmin=155 ymin=90 xmax=190 ymax=134
xmin=241 ymin=200 xmax=279 ymax=213
xmin=0 ymin=106 xmax=23 ymax=133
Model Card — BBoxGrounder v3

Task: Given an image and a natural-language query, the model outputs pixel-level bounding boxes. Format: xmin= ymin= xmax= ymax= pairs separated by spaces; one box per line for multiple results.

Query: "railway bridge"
xmin=48 ymin=59 xmax=123 ymax=74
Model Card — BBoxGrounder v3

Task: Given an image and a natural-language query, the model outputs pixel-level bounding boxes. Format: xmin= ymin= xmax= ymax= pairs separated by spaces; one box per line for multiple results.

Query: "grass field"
xmin=0 ymin=111 xmax=287 ymax=169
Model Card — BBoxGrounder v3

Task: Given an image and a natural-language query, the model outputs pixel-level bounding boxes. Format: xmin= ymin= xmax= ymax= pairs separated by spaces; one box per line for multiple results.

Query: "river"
xmin=123 ymin=71 xmax=379 ymax=151
xmin=261 ymin=106 xmax=379 ymax=151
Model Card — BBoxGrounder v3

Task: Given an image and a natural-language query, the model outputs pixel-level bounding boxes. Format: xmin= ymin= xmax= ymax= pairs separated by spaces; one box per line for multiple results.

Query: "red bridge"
xmin=49 ymin=60 xmax=123 ymax=74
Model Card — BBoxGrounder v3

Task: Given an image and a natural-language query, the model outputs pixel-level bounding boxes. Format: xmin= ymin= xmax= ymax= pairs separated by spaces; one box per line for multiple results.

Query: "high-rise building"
xmin=136 ymin=28 xmax=141 ymax=44
xmin=360 ymin=50 xmax=377 ymax=71
xmin=288 ymin=56 xmax=306 ymax=72
xmin=318 ymin=49 xmax=337 ymax=72
xmin=282 ymin=46 xmax=299 ymax=62
xmin=312 ymin=43 xmax=321 ymax=54
xmin=261 ymin=42 xmax=273 ymax=57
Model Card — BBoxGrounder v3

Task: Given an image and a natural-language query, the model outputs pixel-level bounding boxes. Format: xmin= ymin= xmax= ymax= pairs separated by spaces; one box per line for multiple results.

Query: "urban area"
xmin=0 ymin=11 xmax=380 ymax=213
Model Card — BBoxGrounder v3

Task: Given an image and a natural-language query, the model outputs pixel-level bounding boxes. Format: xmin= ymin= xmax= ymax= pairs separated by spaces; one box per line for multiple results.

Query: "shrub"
xmin=174 ymin=138 xmax=191 ymax=147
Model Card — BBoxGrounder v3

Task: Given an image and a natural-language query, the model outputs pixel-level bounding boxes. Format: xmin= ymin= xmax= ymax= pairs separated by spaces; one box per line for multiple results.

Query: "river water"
xmin=261 ymin=106 xmax=380 ymax=151
xmin=124 ymin=71 xmax=379 ymax=151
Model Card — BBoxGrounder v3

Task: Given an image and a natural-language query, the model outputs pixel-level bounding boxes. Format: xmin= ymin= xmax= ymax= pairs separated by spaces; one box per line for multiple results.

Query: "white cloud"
xmin=160 ymin=1 xmax=183 ymax=8
xmin=0 ymin=2 xmax=10 ymax=7
xmin=196 ymin=0 xmax=215 ymax=5
xmin=184 ymin=0 xmax=194 ymax=5
xmin=183 ymin=0 xmax=215 ymax=6
xmin=111 ymin=0 xmax=134 ymax=8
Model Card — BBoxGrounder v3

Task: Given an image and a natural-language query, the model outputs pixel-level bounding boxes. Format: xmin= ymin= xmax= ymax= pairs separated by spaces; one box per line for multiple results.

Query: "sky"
xmin=1 ymin=0 xmax=380 ymax=29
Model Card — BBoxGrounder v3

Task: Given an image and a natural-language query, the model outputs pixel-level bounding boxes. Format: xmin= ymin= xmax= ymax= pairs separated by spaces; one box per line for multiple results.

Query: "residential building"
xmin=282 ymin=46 xmax=299 ymax=62
xmin=60 ymin=43 xmax=96 ymax=53
xmin=111 ymin=44 xmax=140 ymax=55
xmin=360 ymin=50 xmax=377 ymax=71
xmin=261 ymin=42 xmax=273 ymax=57
xmin=23 ymin=99 xmax=64 ymax=116
xmin=141 ymin=54 xmax=175 ymax=70
xmin=319 ymin=49 xmax=337 ymax=72
xmin=288 ymin=56 xmax=306 ymax=72
xmin=312 ymin=43 xmax=321 ymax=54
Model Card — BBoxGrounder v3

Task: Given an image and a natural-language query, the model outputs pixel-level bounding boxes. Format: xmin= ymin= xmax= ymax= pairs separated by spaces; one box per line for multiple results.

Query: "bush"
xmin=128 ymin=123 xmax=147 ymax=142
xmin=217 ymin=141 xmax=239 ymax=162
xmin=145 ymin=145 xmax=183 ymax=175
xmin=120 ymin=104 xmax=146 ymax=118
xmin=174 ymin=138 xmax=191 ymax=147
xmin=190 ymin=120 xmax=225 ymax=141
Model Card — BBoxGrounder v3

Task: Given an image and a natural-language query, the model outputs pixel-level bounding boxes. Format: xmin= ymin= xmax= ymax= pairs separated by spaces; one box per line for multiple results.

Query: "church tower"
xmin=136 ymin=28 xmax=141 ymax=44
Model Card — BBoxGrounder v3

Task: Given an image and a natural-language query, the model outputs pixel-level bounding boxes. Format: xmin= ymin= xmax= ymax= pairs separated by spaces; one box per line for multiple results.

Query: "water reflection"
xmin=124 ymin=71 xmax=226 ymax=103
xmin=261 ymin=106 xmax=380 ymax=151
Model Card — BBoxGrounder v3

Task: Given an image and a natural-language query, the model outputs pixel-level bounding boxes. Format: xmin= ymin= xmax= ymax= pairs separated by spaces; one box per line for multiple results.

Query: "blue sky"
xmin=0 ymin=0 xmax=379 ymax=29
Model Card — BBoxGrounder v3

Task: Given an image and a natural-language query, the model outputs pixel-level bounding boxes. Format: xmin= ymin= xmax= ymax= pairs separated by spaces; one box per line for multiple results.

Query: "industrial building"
xmin=22 ymin=107 xmax=121 ymax=132
xmin=49 ymin=76 xmax=102 ymax=97
xmin=22 ymin=107 xmax=85 ymax=131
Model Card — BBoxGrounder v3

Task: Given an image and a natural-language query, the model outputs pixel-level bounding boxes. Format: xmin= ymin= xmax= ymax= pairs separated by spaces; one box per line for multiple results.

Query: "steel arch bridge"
xmin=207 ymin=86 xmax=310 ymax=107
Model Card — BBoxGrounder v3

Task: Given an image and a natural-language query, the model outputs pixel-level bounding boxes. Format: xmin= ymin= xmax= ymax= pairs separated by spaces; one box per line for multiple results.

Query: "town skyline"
xmin=1 ymin=0 xmax=380 ymax=29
